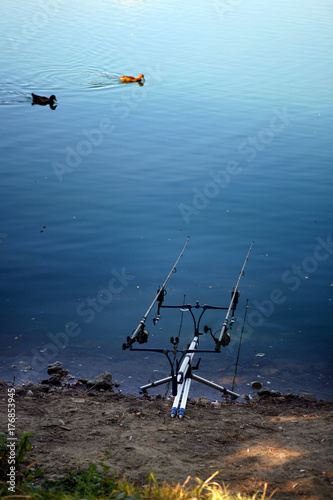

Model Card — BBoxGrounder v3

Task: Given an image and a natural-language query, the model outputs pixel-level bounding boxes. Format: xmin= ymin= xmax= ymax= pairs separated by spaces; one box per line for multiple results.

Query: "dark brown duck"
xmin=31 ymin=93 xmax=57 ymax=107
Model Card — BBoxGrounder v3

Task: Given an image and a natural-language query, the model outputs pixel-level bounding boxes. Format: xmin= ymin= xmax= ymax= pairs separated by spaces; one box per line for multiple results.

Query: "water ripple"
xmin=31 ymin=67 xmax=122 ymax=90
xmin=0 ymin=90 xmax=31 ymax=105
xmin=0 ymin=67 xmax=123 ymax=105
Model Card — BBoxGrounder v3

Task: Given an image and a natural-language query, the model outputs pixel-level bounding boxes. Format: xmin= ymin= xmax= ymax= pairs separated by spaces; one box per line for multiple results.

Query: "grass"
xmin=0 ymin=469 xmax=275 ymax=500
xmin=0 ymin=431 xmax=33 ymax=481
xmin=0 ymin=433 xmax=275 ymax=499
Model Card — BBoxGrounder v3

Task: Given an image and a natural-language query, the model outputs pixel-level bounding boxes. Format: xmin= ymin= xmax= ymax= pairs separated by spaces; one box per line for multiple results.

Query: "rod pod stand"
xmin=138 ymin=303 xmax=240 ymax=418
xmin=125 ymin=241 xmax=254 ymax=418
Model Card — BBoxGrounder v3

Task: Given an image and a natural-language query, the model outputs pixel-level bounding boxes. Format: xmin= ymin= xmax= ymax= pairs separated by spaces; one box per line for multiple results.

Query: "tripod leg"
xmin=140 ymin=376 xmax=172 ymax=391
xmin=178 ymin=377 xmax=192 ymax=418
xmin=191 ymin=373 xmax=240 ymax=398
xmin=170 ymin=378 xmax=185 ymax=417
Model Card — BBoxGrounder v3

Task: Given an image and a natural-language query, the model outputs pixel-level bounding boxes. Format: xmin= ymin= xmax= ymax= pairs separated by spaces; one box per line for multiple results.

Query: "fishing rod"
xmin=122 ymin=236 xmax=190 ymax=350
xmin=215 ymin=241 xmax=254 ymax=352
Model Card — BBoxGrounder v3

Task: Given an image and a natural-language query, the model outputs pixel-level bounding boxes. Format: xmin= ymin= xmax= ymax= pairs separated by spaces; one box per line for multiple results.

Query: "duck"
xmin=31 ymin=93 xmax=57 ymax=106
xmin=119 ymin=74 xmax=144 ymax=83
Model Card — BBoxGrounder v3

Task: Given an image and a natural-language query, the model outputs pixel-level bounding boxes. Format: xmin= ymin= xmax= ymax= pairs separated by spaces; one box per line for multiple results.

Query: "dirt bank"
xmin=0 ymin=382 xmax=332 ymax=499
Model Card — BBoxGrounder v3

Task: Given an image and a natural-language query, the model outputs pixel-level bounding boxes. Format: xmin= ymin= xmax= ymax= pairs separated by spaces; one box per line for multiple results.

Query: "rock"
xmin=86 ymin=371 xmax=113 ymax=391
xmin=78 ymin=378 xmax=88 ymax=384
xmin=251 ymin=381 xmax=263 ymax=390
xmin=258 ymin=389 xmax=283 ymax=398
xmin=47 ymin=361 xmax=62 ymax=372
xmin=47 ymin=361 xmax=68 ymax=376
xmin=15 ymin=386 xmax=28 ymax=395
xmin=299 ymin=393 xmax=317 ymax=402
xmin=284 ymin=393 xmax=299 ymax=399
xmin=193 ymin=396 xmax=211 ymax=406
xmin=18 ymin=361 xmax=33 ymax=370
xmin=33 ymin=384 xmax=49 ymax=393
xmin=42 ymin=373 xmax=62 ymax=386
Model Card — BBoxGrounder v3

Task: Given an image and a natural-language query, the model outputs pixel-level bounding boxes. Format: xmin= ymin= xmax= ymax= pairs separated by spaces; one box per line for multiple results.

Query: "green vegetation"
xmin=0 ymin=433 xmax=274 ymax=499
xmin=0 ymin=431 xmax=33 ymax=481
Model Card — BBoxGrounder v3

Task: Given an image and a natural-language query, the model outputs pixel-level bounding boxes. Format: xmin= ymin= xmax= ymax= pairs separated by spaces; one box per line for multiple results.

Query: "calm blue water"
xmin=1 ymin=0 xmax=332 ymax=400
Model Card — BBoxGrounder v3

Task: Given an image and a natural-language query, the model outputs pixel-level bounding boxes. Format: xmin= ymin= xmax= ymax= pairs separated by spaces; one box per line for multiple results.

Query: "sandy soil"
xmin=0 ymin=383 xmax=332 ymax=500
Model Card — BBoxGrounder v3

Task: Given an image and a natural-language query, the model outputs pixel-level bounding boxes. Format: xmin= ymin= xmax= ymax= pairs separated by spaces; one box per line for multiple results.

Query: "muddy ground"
xmin=0 ymin=383 xmax=332 ymax=499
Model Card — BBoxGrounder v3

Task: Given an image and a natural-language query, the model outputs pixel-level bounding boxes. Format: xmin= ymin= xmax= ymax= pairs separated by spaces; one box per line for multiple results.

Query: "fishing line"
xmin=232 ymin=298 xmax=249 ymax=392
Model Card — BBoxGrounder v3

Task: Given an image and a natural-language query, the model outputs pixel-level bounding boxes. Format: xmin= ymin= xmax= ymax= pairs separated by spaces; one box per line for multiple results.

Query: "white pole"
xmin=178 ymin=377 xmax=192 ymax=418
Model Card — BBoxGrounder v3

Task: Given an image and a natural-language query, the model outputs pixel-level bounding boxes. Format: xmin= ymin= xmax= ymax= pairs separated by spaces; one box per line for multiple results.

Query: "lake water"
xmin=1 ymin=0 xmax=332 ymax=401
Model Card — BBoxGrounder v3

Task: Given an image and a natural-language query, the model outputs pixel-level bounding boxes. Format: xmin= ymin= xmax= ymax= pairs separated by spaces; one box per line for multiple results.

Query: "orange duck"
xmin=32 ymin=93 xmax=57 ymax=106
xmin=119 ymin=74 xmax=144 ymax=83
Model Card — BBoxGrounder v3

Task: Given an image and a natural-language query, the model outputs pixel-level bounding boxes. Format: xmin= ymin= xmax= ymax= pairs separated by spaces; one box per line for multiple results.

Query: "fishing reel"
xmin=221 ymin=330 xmax=231 ymax=347
xmin=123 ymin=325 xmax=149 ymax=349
xmin=137 ymin=326 xmax=149 ymax=344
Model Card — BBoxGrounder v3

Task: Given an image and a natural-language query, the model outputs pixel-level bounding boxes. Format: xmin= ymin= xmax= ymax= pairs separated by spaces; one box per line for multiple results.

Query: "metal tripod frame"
xmin=124 ymin=241 xmax=254 ymax=417
xmin=131 ymin=301 xmax=240 ymax=418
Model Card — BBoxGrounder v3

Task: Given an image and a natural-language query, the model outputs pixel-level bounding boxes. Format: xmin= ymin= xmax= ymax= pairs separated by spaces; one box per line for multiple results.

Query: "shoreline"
xmin=2 ymin=353 xmax=332 ymax=403
xmin=1 ymin=372 xmax=332 ymax=499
